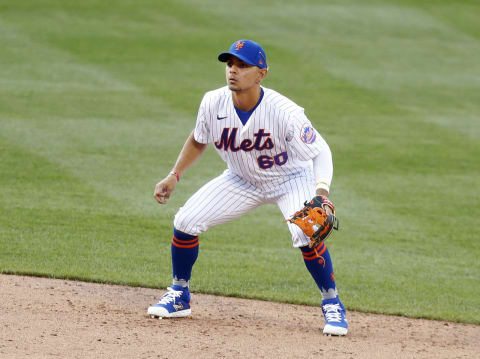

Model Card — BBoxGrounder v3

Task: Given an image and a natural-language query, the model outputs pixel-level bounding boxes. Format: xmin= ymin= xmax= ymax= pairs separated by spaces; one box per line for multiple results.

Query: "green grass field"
xmin=1 ymin=0 xmax=479 ymax=324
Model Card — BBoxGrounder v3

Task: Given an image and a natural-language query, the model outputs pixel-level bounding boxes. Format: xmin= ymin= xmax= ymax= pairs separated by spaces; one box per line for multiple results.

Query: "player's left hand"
xmin=284 ymin=195 xmax=339 ymax=247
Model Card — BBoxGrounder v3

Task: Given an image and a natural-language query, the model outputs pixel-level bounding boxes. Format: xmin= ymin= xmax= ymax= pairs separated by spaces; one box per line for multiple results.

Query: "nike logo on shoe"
xmin=217 ymin=115 xmax=227 ymax=120
xmin=173 ymin=303 xmax=184 ymax=311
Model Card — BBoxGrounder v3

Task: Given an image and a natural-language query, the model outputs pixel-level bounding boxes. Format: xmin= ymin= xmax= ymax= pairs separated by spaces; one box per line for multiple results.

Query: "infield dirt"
xmin=1 ymin=274 xmax=478 ymax=359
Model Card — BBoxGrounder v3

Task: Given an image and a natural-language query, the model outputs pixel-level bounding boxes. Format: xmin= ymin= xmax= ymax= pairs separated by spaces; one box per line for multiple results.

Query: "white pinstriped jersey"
xmin=194 ymin=86 xmax=330 ymax=190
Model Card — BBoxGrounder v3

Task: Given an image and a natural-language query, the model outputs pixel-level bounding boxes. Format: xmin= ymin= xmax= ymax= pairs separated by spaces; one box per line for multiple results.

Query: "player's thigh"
xmin=275 ymin=177 xmax=316 ymax=247
xmin=174 ymin=172 xmax=263 ymax=236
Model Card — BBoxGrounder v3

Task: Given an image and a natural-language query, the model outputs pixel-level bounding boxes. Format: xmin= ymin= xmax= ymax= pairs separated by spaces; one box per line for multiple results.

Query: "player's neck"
xmin=231 ymin=86 xmax=262 ymax=112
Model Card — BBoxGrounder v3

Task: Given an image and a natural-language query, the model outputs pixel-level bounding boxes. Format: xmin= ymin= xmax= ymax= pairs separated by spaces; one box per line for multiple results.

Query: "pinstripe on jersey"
xmin=194 ymin=86 xmax=330 ymax=192
xmin=174 ymin=169 xmax=316 ymax=247
xmin=178 ymin=85 xmax=332 ymax=247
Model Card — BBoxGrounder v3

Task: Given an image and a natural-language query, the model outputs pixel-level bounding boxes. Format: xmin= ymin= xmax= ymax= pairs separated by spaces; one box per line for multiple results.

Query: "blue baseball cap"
xmin=218 ymin=39 xmax=267 ymax=69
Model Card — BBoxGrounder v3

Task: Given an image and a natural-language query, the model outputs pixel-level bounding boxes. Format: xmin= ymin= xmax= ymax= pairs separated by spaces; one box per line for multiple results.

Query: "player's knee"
xmin=289 ymin=224 xmax=310 ymax=248
xmin=173 ymin=208 xmax=203 ymax=236
xmin=173 ymin=211 xmax=190 ymax=234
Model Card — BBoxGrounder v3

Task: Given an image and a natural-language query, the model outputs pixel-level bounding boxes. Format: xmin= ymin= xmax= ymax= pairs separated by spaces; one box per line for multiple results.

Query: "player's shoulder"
xmin=262 ymin=87 xmax=305 ymax=118
xmin=262 ymin=87 xmax=305 ymax=122
xmin=201 ymin=86 xmax=230 ymax=103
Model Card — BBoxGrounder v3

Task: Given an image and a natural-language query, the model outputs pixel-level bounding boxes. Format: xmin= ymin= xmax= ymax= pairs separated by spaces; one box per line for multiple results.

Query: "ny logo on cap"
xmin=235 ymin=41 xmax=245 ymax=51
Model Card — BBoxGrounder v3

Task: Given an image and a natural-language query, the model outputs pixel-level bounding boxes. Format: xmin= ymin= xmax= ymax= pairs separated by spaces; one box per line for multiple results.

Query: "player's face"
xmin=225 ymin=56 xmax=266 ymax=92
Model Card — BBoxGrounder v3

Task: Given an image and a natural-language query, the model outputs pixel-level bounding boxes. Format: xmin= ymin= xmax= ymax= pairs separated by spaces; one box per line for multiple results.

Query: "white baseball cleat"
xmin=147 ymin=286 xmax=191 ymax=318
xmin=322 ymin=297 xmax=348 ymax=336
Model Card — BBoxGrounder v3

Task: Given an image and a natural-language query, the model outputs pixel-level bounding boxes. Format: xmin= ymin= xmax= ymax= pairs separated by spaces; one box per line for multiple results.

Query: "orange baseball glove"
xmin=284 ymin=196 xmax=339 ymax=248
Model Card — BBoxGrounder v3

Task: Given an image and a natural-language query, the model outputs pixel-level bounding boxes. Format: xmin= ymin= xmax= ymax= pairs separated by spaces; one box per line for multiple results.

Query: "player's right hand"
xmin=154 ymin=175 xmax=177 ymax=204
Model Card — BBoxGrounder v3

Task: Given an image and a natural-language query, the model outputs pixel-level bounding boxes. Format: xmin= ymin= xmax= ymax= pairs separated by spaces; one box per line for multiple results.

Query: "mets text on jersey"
xmin=214 ymin=127 xmax=288 ymax=170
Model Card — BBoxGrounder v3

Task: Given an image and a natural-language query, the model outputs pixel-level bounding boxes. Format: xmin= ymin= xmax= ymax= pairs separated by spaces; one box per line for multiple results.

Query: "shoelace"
xmin=323 ymin=303 xmax=343 ymax=323
xmin=157 ymin=287 xmax=183 ymax=305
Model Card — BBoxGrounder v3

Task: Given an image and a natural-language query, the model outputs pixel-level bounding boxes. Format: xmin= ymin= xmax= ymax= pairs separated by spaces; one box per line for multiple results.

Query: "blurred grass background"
xmin=0 ymin=0 xmax=479 ymax=323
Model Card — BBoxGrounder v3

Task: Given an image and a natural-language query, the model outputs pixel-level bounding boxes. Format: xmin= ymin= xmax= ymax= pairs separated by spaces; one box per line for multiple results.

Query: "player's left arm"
xmin=312 ymin=143 xmax=333 ymax=194
xmin=286 ymin=112 xmax=334 ymax=205
xmin=316 ymin=188 xmax=329 ymax=197
xmin=312 ymin=143 xmax=333 ymax=214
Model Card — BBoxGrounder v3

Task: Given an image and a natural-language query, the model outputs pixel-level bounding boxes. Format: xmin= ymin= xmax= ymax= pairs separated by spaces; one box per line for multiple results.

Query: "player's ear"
xmin=256 ymin=68 xmax=268 ymax=83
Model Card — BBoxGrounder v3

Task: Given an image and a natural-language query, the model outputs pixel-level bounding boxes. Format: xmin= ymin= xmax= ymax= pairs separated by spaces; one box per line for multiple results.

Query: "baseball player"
xmin=148 ymin=40 xmax=348 ymax=336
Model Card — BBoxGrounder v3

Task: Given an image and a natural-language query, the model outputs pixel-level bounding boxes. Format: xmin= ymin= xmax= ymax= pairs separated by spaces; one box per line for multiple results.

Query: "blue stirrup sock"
xmin=171 ymin=228 xmax=199 ymax=288
xmin=300 ymin=243 xmax=338 ymax=299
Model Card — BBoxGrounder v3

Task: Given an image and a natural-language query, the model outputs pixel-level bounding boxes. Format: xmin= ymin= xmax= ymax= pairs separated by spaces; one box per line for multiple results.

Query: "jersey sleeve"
xmin=286 ymin=113 xmax=328 ymax=161
xmin=193 ymin=94 xmax=212 ymax=144
xmin=312 ymin=148 xmax=333 ymax=192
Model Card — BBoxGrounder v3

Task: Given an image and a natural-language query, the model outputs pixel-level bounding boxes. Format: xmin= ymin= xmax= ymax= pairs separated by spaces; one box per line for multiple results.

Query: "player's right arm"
xmin=154 ymin=131 xmax=207 ymax=204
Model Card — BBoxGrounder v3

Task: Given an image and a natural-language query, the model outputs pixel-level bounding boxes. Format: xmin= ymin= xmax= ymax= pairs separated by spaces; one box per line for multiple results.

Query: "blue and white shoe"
xmin=322 ymin=297 xmax=348 ymax=336
xmin=148 ymin=286 xmax=191 ymax=318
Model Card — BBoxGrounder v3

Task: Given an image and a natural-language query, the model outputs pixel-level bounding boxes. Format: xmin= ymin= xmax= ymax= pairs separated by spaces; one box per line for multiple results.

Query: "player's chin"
xmin=227 ymin=83 xmax=240 ymax=91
